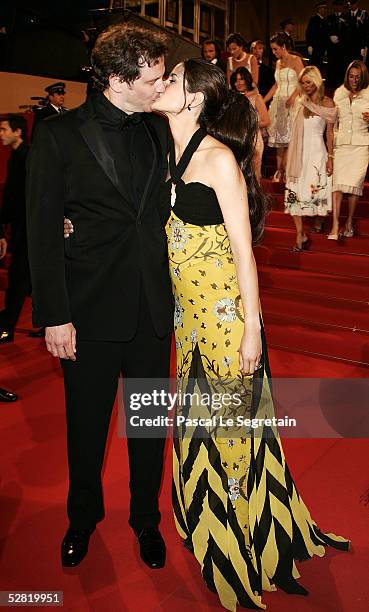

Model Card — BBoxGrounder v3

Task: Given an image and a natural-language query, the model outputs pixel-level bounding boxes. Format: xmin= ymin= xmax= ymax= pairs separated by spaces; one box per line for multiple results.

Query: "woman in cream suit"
xmin=328 ymin=61 xmax=369 ymax=239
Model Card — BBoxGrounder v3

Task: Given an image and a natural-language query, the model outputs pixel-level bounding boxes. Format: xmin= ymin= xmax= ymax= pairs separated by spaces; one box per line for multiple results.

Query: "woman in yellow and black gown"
xmin=154 ymin=59 xmax=349 ymax=611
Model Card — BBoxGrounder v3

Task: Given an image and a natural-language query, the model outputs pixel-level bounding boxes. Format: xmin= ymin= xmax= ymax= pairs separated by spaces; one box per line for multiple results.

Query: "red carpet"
xmin=1 ymin=168 xmax=369 ymax=610
xmin=1 ymin=301 xmax=369 ymax=611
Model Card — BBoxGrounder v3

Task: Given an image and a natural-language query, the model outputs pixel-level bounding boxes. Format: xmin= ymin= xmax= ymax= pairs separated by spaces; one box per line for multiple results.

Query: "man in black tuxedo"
xmin=280 ymin=18 xmax=296 ymax=51
xmin=250 ymin=40 xmax=275 ymax=99
xmin=31 ymin=82 xmax=67 ymax=138
xmin=27 ymin=25 xmax=173 ymax=569
xmin=0 ymin=115 xmax=30 ymax=344
xmin=344 ymin=1 xmax=369 ymax=65
xmin=201 ymin=39 xmax=227 ymax=73
xmin=306 ymin=2 xmax=330 ymax=73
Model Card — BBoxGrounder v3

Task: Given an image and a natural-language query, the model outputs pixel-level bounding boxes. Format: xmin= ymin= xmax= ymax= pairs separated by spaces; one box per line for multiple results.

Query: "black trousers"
xmin=0 ymin=227 xmax=31 ymax=331
xmin=61 ymin=289 xmax=172 ymax=531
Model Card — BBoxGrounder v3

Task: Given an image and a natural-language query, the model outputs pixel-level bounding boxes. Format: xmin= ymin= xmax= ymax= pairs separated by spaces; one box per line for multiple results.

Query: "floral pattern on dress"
xmin=174 ymin=295 xmax=183 ymax=327
xmin=170 ymin=219 xmax=189 ymax=251
xmin=213 ymin=298 xmax=237 ymax=323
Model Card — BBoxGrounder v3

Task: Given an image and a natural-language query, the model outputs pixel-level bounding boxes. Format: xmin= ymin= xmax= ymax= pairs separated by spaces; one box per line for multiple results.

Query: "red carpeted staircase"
xmin=0 ymin=153 xmax=369 ymax=612
xmin=255 ymin=175 xmax=369 ymax=376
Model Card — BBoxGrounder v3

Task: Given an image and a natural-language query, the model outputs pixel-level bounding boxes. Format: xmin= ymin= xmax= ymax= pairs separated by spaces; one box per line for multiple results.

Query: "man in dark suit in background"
xmin=250 ymin=40 xmax=275 ymax=99
xmin=327 ymin=0 xmax=350 ymax=88
xmin=344 ymin=1 xmax=369 ymax=65
xmin=31 ymin=82 xmax=67 ymax=137
xmin=201 ymin=39 xmax=227 ymax=73
xmin=27 ymin=25 xmax=173 ymax=569
xmin=0 ymin=115 xmax=30 ymax=344
xmin=280 ymin=18 xmax=296 ymax=51
xmin=0 ymin=218 xmax=18 ymax=397
xmin=306 ymin=2 xmax=330 ymax=73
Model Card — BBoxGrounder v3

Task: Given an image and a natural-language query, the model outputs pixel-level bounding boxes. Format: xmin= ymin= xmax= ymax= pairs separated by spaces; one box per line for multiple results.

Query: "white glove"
xmin=330 ymin=35 xmax=339 ymax=44
xmin=307 ymin=46 xmax=313 ymax=55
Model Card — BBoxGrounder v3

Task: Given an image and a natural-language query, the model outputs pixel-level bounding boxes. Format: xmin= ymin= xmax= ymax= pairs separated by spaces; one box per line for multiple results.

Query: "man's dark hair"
xmin=91 ymin=24 xmax=168 ymax=91
xmin=2 ymin=114 xmax=28 ymax=143
xmin=202 ymin=39 xmax=222 ymax=60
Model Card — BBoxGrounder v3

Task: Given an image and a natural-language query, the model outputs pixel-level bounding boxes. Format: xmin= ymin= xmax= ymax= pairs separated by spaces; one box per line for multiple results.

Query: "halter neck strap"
xmin=169 ymin=127 xmax=207 ymax=184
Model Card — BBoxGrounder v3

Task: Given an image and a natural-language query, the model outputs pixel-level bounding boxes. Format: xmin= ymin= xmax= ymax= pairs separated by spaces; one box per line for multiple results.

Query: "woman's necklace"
xmin=234 ymin=51 xmax=247 ymax=63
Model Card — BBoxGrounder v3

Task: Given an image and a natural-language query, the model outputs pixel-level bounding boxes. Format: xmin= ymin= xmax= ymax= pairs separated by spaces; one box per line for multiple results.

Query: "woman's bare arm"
xmin=207 ymin=147 xmax=262 ymax=374
xmin=255 ymin=94 xmax=271 ymax=128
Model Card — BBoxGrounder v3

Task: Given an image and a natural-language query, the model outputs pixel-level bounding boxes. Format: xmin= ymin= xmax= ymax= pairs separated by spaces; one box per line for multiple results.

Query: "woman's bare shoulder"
xmin=199 ymin=134 xmax=230 ymax=155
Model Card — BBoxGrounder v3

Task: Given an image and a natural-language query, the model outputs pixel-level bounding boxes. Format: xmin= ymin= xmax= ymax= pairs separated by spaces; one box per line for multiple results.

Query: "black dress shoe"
xmin=0 ymin=330 xmax=14 ymax=344
xmin=0 ymin=387 xmax=18 ymax=402
xmin=135 ymin=527 xmax=166 ymax=569
xmin=28 ymin=328 xmax=45 ymax=338
xmin=61 ymin=526 xmax=94 ymax=567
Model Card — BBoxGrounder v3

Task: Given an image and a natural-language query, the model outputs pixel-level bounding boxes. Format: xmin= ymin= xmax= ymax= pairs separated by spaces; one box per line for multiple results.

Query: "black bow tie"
xmin=120 ymin=112 xmax=143 ymax=129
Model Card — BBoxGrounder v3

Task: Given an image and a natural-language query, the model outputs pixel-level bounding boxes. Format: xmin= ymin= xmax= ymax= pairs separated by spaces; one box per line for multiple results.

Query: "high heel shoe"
xmin=327 ymin=231 xmax=343 ymax=241
xmin=342 ymin=225 xmax=355 ymax=238
xmin=291 ymin=237 xmax=311 ymax=252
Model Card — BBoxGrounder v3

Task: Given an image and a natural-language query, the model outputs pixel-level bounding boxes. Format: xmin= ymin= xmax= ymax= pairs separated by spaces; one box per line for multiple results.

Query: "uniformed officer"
xmin=306 ymin=2 xmax=330 ymax=72
xmin=326 ymin=0 xmax=350 ymax=88
xmin=32 ymin=82 xmax=67 ymax=137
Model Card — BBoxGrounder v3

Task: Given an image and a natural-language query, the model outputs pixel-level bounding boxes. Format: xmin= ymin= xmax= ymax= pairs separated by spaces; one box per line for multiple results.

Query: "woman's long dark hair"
xmin=183 ymin=58 xmax=270 ymax=244
xmin=230 ymin=66 xmax=255 ymax=92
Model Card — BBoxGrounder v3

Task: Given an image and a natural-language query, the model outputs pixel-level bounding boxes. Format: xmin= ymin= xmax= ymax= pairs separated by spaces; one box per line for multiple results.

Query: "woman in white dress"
xmin=226 ymin=32 xmax=259 ymax=87
xmin=264 ymin=32 xmax=304 ymax=182
xmin=328 ymin=60 xmax=369 ymax=240
xmin=284 ymin=66 xmax=337 ymax=251
xmin=230 ymin=66 xmax=271 ymax=181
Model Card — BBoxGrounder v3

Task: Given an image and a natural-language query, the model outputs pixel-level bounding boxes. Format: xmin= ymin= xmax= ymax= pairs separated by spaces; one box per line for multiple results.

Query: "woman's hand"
xmin=285 ymin=96 xmax=294 ymax=109
xmin=326 ymin=158 xmax=333 ymax=177
xmin=64 ymin=217 xmax=74 ymax=238
xmin=239 ymin=326 xmax=262 ymax=375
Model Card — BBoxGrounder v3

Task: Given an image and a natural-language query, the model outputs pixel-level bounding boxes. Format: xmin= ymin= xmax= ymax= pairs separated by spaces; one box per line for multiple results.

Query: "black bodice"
xmin=158 ymin=128 xmax=224 ymax=226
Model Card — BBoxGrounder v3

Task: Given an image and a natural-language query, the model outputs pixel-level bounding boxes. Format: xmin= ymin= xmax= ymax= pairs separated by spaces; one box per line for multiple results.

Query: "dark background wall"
xmin=235 ymin=0 xmax=369 ymax=43
xmin=0 ymin=0 xmax=200 ymax=80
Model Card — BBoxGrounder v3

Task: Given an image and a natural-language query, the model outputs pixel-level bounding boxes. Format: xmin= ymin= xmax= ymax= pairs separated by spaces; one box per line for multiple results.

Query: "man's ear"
xmin=109 ymin=74 xmax=125 ymax=93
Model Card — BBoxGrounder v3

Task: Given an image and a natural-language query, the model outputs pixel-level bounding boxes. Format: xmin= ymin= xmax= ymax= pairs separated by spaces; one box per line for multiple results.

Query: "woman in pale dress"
xmin=284 ymin=66 xmax=336 ymax=250
xmin=230 ymin=66 xmax=271 ymax=181
xmin=328 ymin=60 xmax=369 ymax=240
xmin=264 ymin=32 xmax=304 ymax=182
xmin=226 ymin=33 xmax=259 ymax=87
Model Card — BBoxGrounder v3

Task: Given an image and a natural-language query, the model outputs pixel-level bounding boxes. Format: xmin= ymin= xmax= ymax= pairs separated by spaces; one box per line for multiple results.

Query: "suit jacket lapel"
xmin=137 ymin=117 xmax=160 ymax=216
xmin=78 ymin=105 xmax=136 ymax=219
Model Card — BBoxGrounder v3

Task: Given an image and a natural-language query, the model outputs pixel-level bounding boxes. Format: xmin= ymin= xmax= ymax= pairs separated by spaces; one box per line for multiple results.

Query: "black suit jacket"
xmin=26 ymin=96 xmax=174 ymax=341
xmin=344 ymin=9 xmax=369 ymax=60
xmin=32 ymin=103 xmax=59 ymax=138
xmin=1 ymin=141 xmax=29 ymax=232
xmin=306 ymin=14 xmax=329 ymax=54
xmin=327 ymin=12 xmax=350 ymax=52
